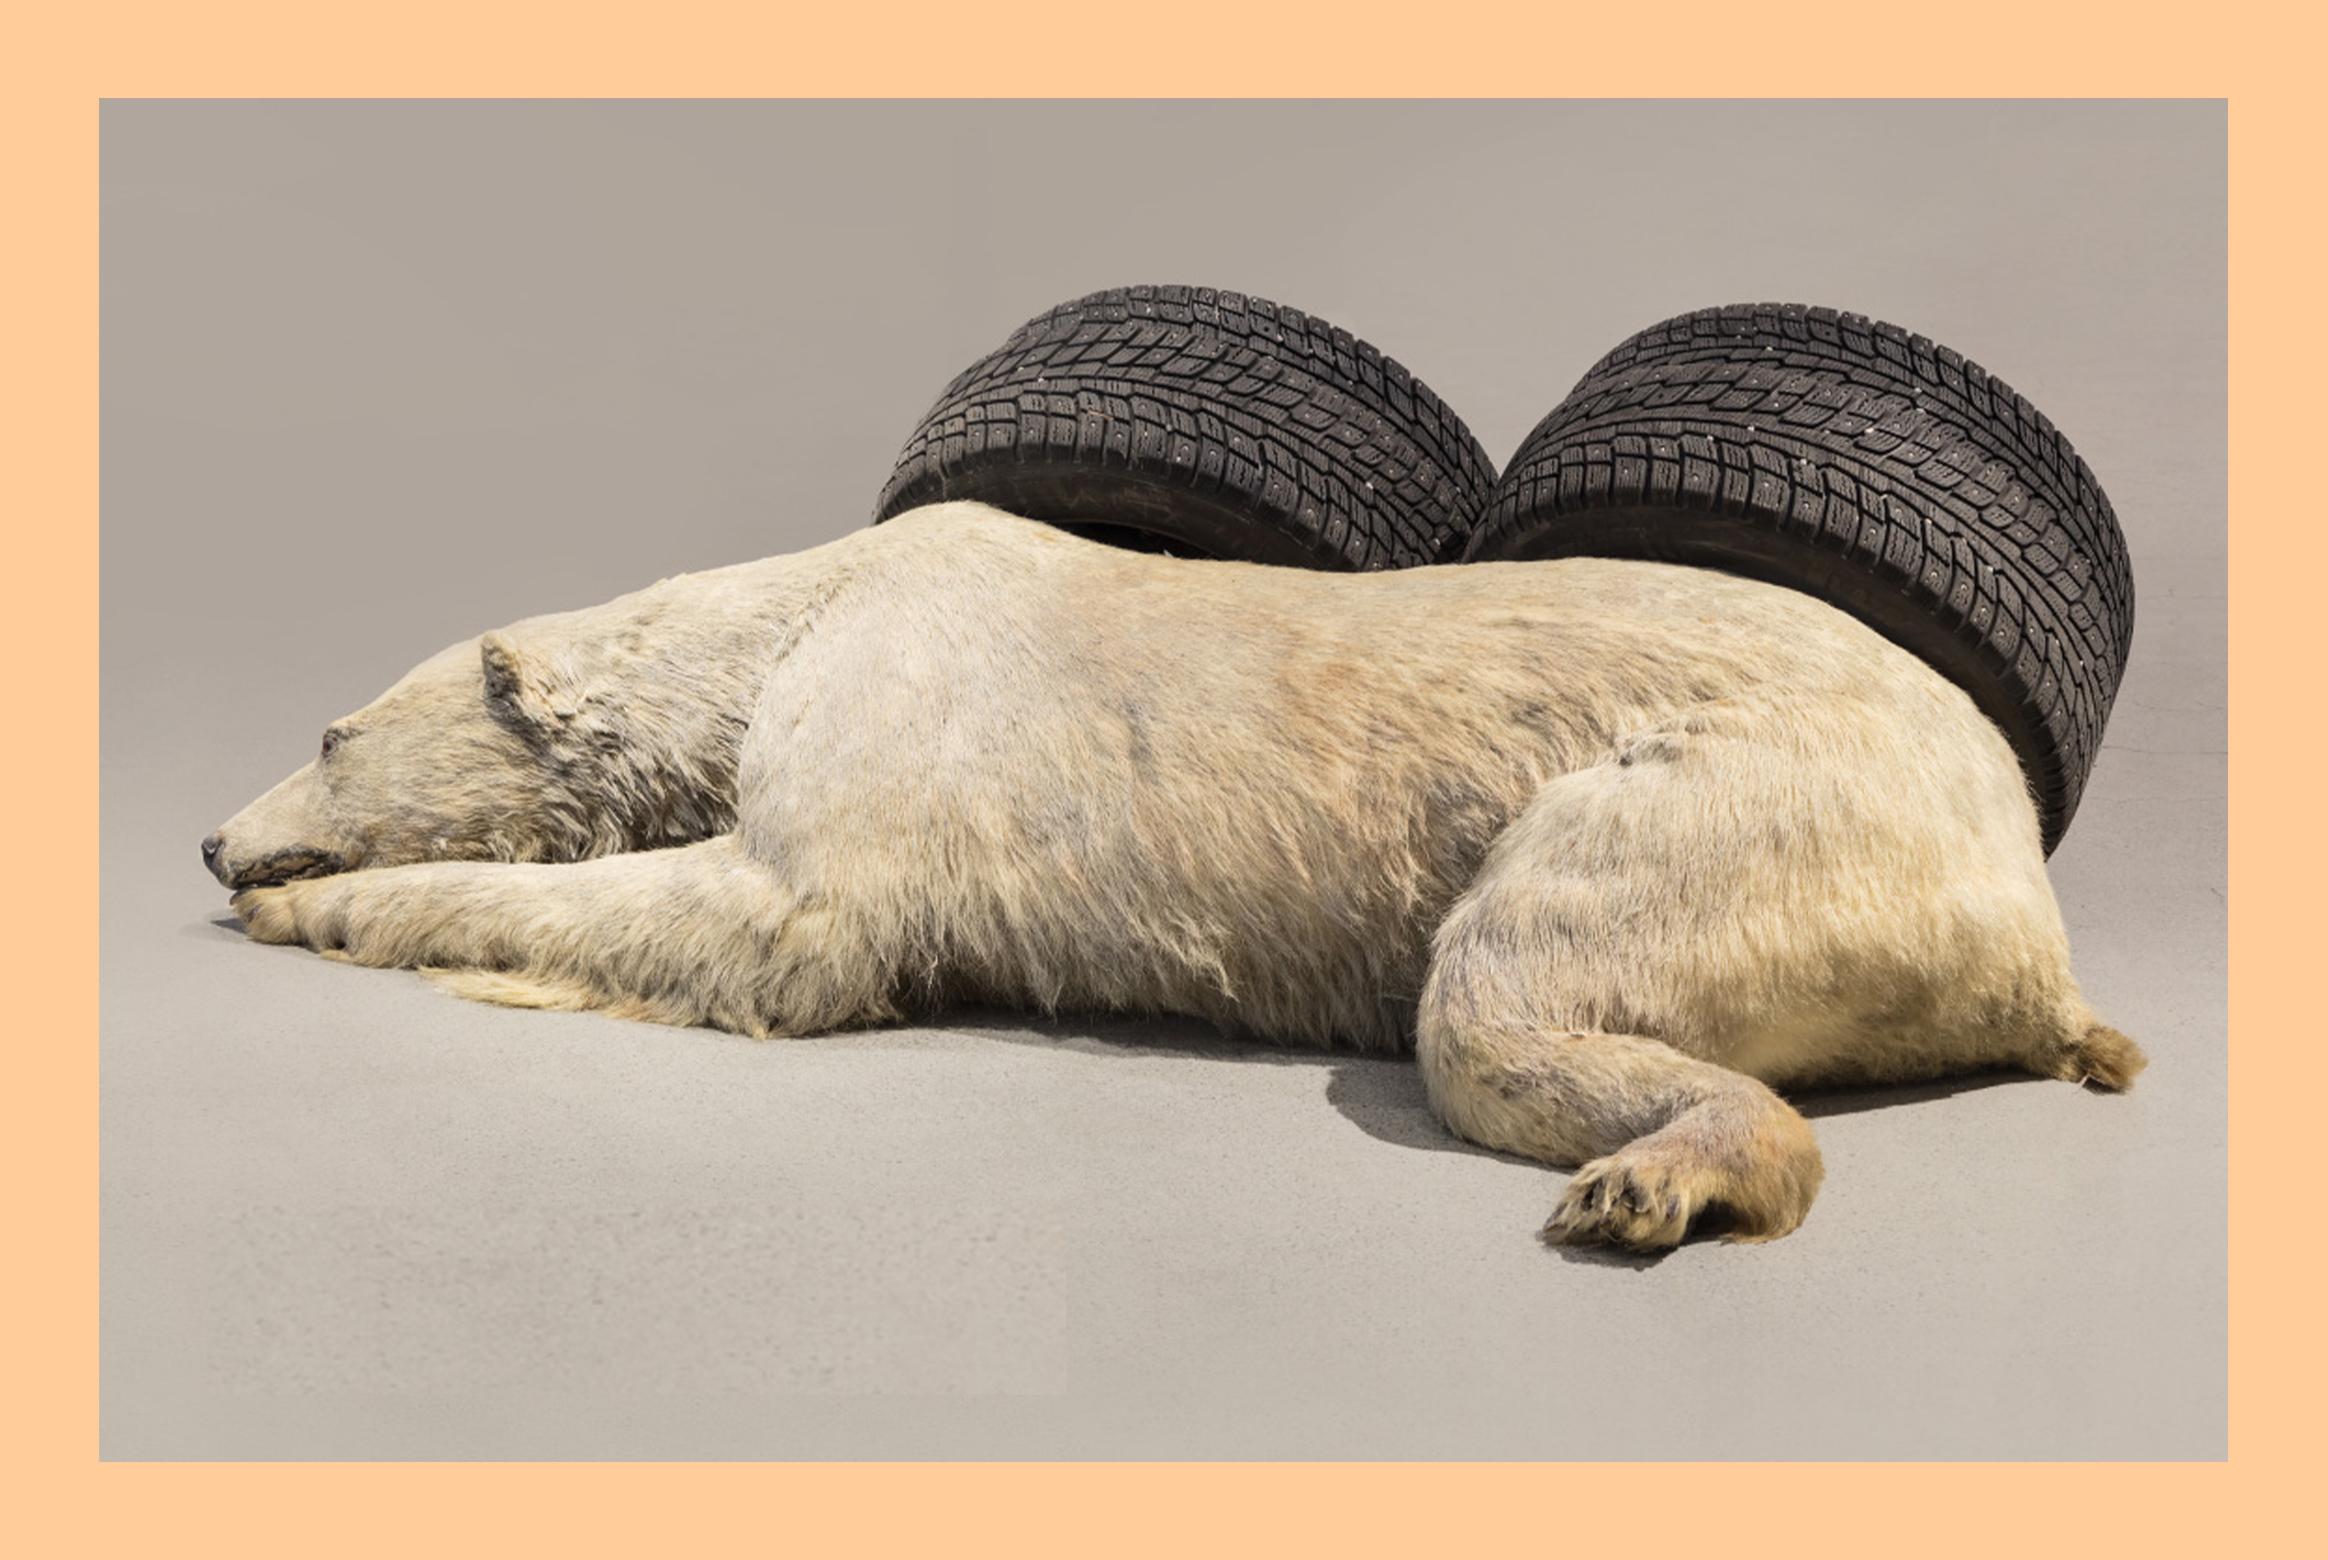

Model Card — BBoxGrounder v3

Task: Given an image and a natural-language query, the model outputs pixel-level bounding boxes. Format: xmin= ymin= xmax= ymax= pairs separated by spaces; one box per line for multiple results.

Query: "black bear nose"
xmin=201 ymin=832 xmax=225 ymax=876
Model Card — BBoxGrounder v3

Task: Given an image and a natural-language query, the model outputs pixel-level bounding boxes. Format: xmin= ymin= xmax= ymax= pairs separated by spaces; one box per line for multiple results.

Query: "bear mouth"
xmin=230 ymin=849 xmax=349 ymax=890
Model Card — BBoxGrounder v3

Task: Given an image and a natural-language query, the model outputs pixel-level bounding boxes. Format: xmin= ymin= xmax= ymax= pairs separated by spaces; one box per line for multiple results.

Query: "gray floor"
xmin=101 ymin=101 xmax=2225 ymax=1460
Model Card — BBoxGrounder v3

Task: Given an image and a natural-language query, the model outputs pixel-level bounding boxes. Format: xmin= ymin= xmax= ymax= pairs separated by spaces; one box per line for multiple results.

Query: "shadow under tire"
xmin=1465 ymin=303 xmax=2134 ymax=853
xmin=874 ymin=284 xmax=1498 ymax=570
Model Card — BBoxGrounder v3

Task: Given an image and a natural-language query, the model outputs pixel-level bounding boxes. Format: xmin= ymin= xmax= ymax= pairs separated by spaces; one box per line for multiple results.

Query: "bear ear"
xmin=479 ymin=631 xmax=568 ymax=727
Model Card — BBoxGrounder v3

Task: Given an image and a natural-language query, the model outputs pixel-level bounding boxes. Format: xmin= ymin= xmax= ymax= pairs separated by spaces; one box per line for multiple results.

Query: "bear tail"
xmin=2045 ymin=1016 xmax=2150 ymax=1091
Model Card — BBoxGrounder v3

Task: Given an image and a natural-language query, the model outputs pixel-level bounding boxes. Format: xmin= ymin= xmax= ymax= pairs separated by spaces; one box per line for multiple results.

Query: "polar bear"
xmin=207 ymin=501 xmax=2144 ymax=1249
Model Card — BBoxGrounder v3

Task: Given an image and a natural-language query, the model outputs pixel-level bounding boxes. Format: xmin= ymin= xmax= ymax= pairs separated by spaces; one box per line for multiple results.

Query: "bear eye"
xmin=320 ymin=727 xmax=348 ymax=761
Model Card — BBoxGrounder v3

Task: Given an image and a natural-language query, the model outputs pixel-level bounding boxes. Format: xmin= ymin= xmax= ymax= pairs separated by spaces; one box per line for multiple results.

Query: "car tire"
xmin=1465 ymin=302 xmax=2134 ymax=852
xmin=875 ymin=284 xmax=1498 ymax=571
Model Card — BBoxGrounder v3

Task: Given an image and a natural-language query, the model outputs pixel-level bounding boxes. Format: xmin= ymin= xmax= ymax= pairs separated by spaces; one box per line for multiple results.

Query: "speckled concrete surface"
xmin=102 ymin=100 xmax=2224 ymax=1460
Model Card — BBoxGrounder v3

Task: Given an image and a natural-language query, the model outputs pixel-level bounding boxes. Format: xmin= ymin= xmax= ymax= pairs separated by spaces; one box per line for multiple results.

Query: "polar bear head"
xmin=200 ymin=624 xmax=727 ymax=890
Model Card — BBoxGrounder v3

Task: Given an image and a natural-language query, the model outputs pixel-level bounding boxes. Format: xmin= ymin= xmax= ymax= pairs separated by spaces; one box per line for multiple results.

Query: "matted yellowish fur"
xmin=213 ymin=502 xmax=2144 ymax=1249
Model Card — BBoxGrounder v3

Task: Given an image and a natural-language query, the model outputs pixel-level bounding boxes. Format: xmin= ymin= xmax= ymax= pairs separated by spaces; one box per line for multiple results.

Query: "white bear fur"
xmin=214 ymin=502 xmax=2143 ymax=1249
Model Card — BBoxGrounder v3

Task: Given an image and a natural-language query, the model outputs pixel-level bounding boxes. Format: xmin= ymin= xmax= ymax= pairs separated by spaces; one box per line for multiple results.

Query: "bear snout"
xmin=202 ymin=831 xmax=348 ymax=890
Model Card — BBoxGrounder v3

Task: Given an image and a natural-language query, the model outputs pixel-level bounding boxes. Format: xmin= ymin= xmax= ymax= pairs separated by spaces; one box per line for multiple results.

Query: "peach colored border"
xmin=20 ymin=2 xmax=2284 ymax=1551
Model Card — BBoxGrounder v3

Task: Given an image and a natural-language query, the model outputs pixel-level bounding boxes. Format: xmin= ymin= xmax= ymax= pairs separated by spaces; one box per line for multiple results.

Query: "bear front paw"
xmin=232 ymin=880 xmax=358 ymax=952
xmin=231 ymin=885 xmax=304 ymax=944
